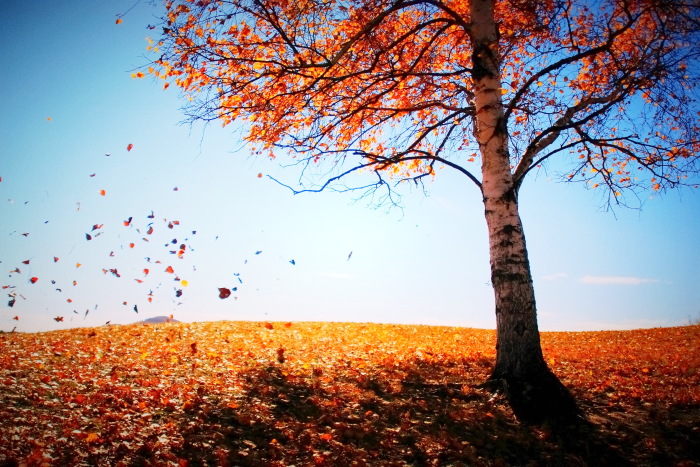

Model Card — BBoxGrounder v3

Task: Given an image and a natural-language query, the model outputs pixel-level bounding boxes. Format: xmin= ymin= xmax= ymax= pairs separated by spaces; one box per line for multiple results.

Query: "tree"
xmin=147 ymin=0 xmax=700 ymax=424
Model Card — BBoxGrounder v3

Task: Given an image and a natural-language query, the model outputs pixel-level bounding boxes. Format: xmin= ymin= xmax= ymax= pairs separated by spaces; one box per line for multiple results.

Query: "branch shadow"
xmin=167 ymin=360 xmax=694 ymax=466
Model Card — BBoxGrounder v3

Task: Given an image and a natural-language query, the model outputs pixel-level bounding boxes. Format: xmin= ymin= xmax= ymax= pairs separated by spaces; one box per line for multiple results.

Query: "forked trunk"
xmin=470 ymin=0 xmax=580 ymax=425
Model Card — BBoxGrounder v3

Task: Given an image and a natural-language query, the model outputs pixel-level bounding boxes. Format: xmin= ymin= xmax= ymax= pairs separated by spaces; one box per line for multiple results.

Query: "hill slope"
xmin=1 ymin=322 xmax=698 ymax=465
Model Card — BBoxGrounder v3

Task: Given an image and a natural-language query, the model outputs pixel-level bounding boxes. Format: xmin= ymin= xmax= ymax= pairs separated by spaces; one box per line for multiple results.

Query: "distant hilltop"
xmin=138 ymin=316 xmax=180 ymax=324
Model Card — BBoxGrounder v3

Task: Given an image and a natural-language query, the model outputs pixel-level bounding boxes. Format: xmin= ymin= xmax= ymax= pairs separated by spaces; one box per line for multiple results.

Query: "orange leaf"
xmin=165 ymin=266 xmax=175 ymax=274
xmin=115 ymin=18 xmax=123 ymax=25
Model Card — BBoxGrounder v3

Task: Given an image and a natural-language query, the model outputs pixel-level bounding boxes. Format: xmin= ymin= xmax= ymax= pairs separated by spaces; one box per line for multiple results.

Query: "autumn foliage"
xmin=1 ymin=322 xmax=698 ymax=465
xmin=148 ymin=0 xmax=699 ymax=198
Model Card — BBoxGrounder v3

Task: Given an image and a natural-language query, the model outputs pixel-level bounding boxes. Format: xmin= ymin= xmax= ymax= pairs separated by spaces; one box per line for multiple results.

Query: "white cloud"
xmin=578 ymin=275 xmax=659 ymax=285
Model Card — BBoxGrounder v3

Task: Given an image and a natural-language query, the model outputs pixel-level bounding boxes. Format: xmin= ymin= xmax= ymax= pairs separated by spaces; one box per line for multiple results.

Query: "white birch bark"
xmin=469 ymin=0 xmax=547 ymax=380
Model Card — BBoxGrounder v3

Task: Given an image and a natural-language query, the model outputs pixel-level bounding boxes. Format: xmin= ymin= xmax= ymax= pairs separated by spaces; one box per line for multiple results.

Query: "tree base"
xmin=485 ymin=370 xmax=584 ymax=427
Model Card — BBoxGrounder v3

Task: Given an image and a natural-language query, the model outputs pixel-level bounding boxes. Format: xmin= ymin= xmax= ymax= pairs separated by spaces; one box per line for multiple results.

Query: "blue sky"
xmin=1 ymin=0 xmax=699 ymax=333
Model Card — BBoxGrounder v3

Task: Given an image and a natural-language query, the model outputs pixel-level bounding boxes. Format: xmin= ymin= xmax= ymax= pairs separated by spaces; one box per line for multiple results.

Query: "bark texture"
xmin=469 ymin=0 xmax=580 ymax=425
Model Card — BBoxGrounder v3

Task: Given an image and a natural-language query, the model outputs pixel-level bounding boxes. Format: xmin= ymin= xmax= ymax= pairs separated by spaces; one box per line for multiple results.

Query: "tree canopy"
xmin=148 ymin=0 xmax=700 ymax=203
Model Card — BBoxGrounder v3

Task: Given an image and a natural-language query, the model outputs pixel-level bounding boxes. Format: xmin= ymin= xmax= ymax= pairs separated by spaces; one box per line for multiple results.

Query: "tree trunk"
xmin=470 ymin=0 xmax=580 ymax=425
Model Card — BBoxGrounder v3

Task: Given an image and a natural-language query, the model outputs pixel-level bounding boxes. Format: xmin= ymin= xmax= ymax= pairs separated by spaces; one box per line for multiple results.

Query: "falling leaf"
xmin=181 ymin=280 xmax=188 ymax=287
xmin=54 ymin=256 xmax=60 ymax=262
xmin=218 ymin=288 xmax=231 ymax=299
xmin=99 ymin=190 xmax=106 ymax=196
xmin=76 ymin=263 xmax=82 ymax=268
xmin=86 ymin=233 xmax=92 ymax=241
xmin=165 ymin=266 xmax=175 ymax=274
xmin=54 ymin=316 xmax=64 ymax=322
xmin=127 ymin=143 xmax=134 ymax=151
xmin=129 ymin=243 xmax=135 ymax=248
xmin=257 ymin=173 xmax=263 ymax=178
xmin=124 ymin=217 xmax=133 ymax=226
xmin=134 ymin=304 xmax=139 ymax=313
xmin=30 ymin=277 xmax=39 ymax=284
xmin=22 ymin=260 xmax=30 ymax=265
xmin=115 ymin=18 xmax=123 ymax=25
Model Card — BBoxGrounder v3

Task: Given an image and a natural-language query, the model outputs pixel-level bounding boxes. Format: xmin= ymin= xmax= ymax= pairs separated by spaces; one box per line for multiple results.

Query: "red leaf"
xmin=165 ymin=266 xmax=175 ymax=274
xmin=127 ymin=143 xmax=134 ymax=151
xmin=218 ymin=288 xmax=231 ymax=299
xmin=30 ymin=277 xmax=39 ymax=284
xmin=22 ymin=260 xmax=30 ymax=265
xmin=54 ymin=316 xmax=64 ymax=322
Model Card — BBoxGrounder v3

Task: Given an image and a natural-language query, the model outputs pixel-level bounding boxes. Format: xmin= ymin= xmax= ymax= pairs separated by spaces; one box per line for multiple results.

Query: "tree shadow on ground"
xmin=169 ymin=361 xmax=698 ymax=466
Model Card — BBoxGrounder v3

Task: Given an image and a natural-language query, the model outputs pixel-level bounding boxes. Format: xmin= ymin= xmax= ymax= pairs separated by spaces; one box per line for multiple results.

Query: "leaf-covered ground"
xmin=0 ymin=322 xmax=698 ymax=466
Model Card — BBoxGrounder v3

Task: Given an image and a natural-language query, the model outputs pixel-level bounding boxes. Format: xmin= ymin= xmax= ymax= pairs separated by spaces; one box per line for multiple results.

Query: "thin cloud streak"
xmin=579 ymin=276 xmax=660 ymax=285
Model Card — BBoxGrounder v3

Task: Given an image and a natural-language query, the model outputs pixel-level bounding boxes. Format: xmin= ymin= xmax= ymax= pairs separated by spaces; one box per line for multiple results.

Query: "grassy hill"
xmin=0 ymin=322 xmax=698 ymax=466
